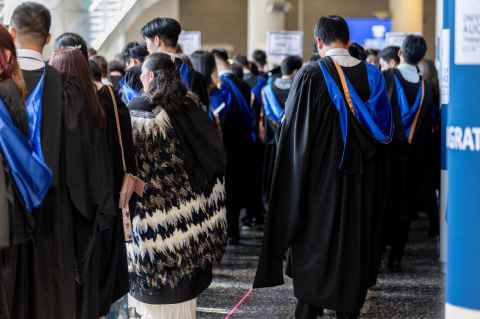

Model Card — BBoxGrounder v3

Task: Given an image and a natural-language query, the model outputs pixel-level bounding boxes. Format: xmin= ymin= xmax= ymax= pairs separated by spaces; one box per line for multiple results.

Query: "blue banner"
xmin=446 ymin=0 xmax=480 ymax=316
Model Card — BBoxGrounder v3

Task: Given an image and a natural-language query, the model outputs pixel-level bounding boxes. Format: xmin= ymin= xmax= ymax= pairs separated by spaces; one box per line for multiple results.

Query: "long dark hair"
xmin=143 ymin=53 xmax=195 ymax=112
xmin=190 ymin=50 xmax=216 ymax=89
xmin=54 ymin=32 xmax=89 ymax=61
xmin=49 ymin=48 xmax=105 ymax=127
xmin=0 ymin=25 xmax=26 ymax=99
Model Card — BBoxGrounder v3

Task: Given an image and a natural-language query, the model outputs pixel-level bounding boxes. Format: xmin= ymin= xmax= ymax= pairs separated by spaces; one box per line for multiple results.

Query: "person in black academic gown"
xmin=141 ymin=17 xmax=209 ymax=107
xmin=261 ymin=55 xmax=302 ymax=206
xmin=382 ymin=35 xmax=434 ymax=272
xmin=418 ymin=59 xmax=441 ymax=238
xmin=379 ymin=46 xmax=400 ymax=71
xmin=49 ymin=46 xmax=118 ymax=319
xmin=254 ymin=16 xmax=393 ymax=319
xmin=206 ymin=49 xmax=257 ymax=244
xmin=5 ymin=4 xmax=79 ymax=318
xmin=0 ymin=25 xmax=39 ymax=319
xmin=90 ymin=57 xmax=137 ymax=316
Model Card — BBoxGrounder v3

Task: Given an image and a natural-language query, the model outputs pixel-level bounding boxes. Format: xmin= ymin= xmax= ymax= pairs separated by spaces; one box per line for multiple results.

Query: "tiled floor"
xmin=198 ymin=226 xmax=444 ymax=319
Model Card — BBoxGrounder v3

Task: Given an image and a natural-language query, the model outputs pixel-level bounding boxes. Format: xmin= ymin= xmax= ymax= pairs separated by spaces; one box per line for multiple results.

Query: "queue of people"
xmin=0 ymin=3 xmax=440 ymax=319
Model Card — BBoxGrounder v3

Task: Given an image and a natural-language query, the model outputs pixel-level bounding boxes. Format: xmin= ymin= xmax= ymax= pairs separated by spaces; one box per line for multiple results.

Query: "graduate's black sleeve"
xmin=254 ymin=63 xmax=324 ymax=288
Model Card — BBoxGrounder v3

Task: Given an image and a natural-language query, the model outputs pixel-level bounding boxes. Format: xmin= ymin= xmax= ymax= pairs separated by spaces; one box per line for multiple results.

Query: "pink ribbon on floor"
xmin=224 ymin=288 xmax=254 ymax=319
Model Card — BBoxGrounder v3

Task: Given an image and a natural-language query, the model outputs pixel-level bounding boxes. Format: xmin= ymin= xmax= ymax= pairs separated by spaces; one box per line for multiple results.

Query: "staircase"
xmin=87 ymin=0 xmax=137 ymax=49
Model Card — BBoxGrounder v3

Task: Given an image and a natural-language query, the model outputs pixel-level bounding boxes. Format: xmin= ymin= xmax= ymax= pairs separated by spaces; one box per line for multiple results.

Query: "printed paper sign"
xmin=178 ymin=31 xmax=202 ymax=55
xmin=455 ymin=0 xmax=480 ymax=64
xmin=385 ymin=32 xmax=410 ymax=47
xmin=267 ymin=31 xmax=304 ymax=57
xmin=440 ymin=29 xmax=451 ymax=105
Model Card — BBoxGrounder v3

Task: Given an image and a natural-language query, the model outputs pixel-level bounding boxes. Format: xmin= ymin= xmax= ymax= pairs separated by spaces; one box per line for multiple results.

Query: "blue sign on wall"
xmin=345 ymin=17 xmax=392 ymax=49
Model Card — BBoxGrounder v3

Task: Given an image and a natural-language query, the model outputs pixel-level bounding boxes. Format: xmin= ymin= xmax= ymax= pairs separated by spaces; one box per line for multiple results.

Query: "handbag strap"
xmin=106 ymin=85 xmax=127 ymax=173
xmin=332 ymin=59 xmax=356 ymax=117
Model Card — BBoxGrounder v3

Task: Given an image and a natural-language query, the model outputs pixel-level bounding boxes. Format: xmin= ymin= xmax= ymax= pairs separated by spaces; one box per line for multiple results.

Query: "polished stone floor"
xmin=198 ymin=222 xmax=444 ymax=319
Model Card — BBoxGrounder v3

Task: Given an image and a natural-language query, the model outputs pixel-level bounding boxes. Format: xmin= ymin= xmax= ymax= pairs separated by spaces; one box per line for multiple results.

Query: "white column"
xmin=247 ymin=0 xmax=286 ymax=58
xmin=389 ymin=0 xmax=424 ymax=33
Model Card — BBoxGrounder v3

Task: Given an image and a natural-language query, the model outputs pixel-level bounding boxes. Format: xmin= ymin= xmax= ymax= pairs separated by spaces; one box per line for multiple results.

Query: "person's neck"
xmin=320 ymin=42 xmax=348 ymax=57
xmin=16 ymin=42 xmax=44 ymax=55
xmin=399 ymin=59 xmax=417 ymax=68
xmin=257 ymin=65 xmax=267 ymax=73
xmin=157 ymin=46 xmax=177 ymax=55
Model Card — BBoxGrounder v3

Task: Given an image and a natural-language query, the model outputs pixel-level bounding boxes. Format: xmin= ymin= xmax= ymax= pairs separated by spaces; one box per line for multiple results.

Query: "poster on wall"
xmin=384 ymin=31 xmax=422 ymax=47
xmin=345 ymin=18 xmax=392 ymax=49
xmin=178 ymin=31 xmax=202 ymax=55
xmin=385 ymin=32 xmax=409 ymax=47
xmin=440 ymin=29 xmax=451 ymax=105
xmin=267 ymin=31 xmax=304 ymax=57
xmin=455 ymin=0 xmax=480 ymax=65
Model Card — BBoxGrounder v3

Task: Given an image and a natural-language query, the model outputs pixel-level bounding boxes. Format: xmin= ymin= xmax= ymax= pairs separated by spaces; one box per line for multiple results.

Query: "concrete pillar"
xmin=247 ymin=0 xmax=287 ymax=58
xmin=389 ymin=0 xmax=424 ymax=33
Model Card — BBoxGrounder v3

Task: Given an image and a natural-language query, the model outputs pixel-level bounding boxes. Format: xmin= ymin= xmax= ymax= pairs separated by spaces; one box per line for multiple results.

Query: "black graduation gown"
xmin=63 ymin=80 xmax=118 ymax=319
xmin=173 ymin=57 xmax=210 ymax=108
xmin=0 ymin=66 xmax=116 ymax=319
xmin=0 ymin=66 xmax=78 ymax=319
xmin=382 ymin=69 xmax=434 ymax=255
xmin=220 ymin=73 xmax=256 ymax=210
xmin=95 ymin=86 xmax=136 ymax=315
xmin=262 ymin=80 xmax=291 ymax=208
xmin=254 ymin=60 xmax=389 ymax=313
xmin=0 ymin=80 xmax=32 ymax=319
xmin=215 ymin=73 xmax=257 ymax=238
xmin=188 ymin=68 xmax=210 ymax=107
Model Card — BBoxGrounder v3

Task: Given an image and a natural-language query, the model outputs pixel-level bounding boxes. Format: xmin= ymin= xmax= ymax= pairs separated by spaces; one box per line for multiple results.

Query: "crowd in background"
xmin=0 ymin=2 xmax=440 ymax=319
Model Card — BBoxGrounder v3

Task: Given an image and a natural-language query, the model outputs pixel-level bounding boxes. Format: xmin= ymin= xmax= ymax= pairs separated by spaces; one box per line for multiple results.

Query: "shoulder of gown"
xmin=0 ymin=80 xmax=28 ymax=135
